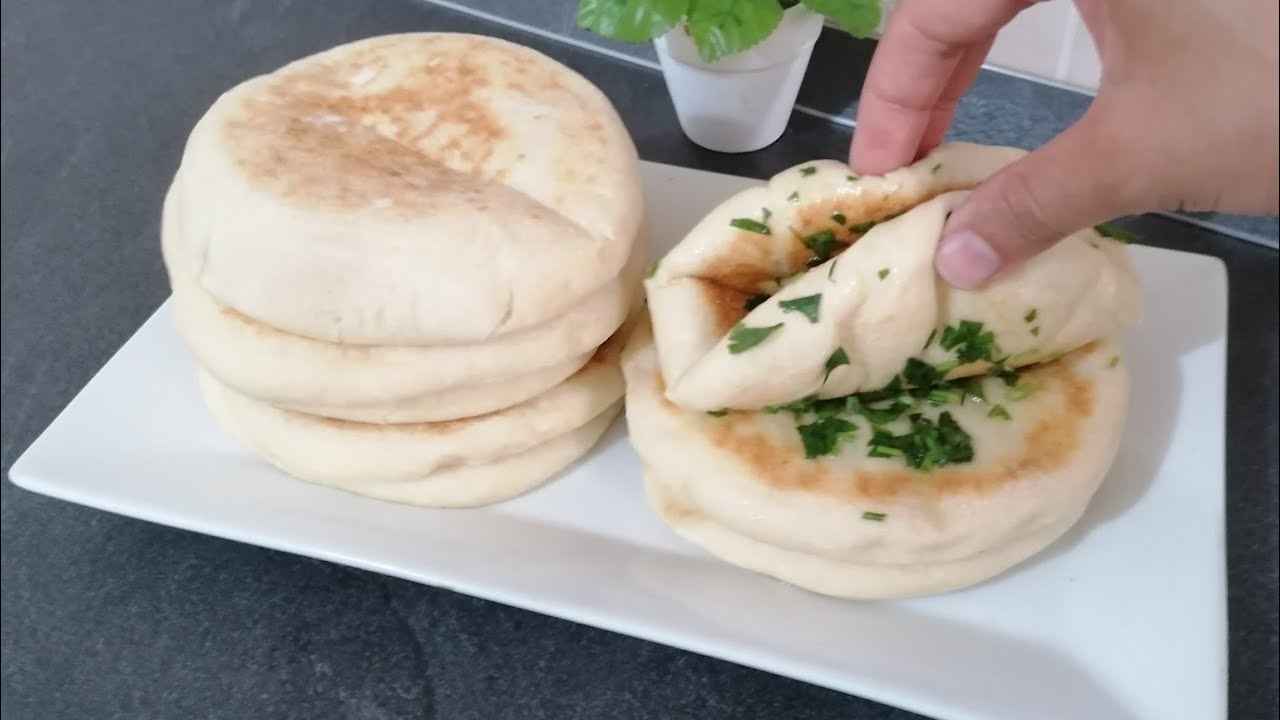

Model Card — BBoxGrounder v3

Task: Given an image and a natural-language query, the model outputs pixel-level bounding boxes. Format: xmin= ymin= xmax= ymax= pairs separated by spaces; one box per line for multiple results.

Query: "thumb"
xmin=935 ymin=110 xmax=1143 ymax=289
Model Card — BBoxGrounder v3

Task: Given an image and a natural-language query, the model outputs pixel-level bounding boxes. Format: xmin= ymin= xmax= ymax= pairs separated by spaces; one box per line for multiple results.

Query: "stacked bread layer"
xmin=162 ymin=33 xmax=645 ymax=506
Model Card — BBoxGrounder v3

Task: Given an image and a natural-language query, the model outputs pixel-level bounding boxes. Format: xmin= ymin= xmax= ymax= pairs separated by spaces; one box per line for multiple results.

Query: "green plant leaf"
xmin=686 ymin=0 xmax=784 ymax=63
xmin=577 ymin=0 xmax=688 ymax=43
xmin=801 ymin=0 xmax=881 ymax=38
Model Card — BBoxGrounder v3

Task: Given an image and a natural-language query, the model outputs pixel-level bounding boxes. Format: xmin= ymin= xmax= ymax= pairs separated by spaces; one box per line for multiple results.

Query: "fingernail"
xmin=935 ymin=231 xmax=1001 ymax=289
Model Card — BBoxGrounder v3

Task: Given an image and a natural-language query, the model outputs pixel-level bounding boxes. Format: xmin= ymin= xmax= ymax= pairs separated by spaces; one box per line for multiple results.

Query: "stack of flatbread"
xmin=628 ymin=143 xmax=1144 ymax=598
xmin=161 ymin=33 xmax=645 ymax=507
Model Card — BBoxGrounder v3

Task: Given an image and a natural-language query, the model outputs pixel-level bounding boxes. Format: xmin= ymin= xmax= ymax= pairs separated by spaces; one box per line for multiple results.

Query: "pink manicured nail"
xmin=935 ymin=231 xmax=1002 ymax=289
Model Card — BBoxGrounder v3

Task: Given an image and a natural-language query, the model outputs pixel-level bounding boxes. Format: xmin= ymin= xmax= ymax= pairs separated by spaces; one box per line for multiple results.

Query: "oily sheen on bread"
xmin=622 ymin=319 xmax=1129 ymax=599
xmin=172 ymin=32 xmax=643 ymax=345
xmin=646 ymin=143 xmax=1143 ymax=411
xmin=161 ymin=181 xmax=644 ymax=414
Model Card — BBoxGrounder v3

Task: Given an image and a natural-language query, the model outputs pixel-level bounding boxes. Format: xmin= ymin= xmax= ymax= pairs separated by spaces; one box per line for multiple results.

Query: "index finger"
xmin=850 ymin=0 xmax=1032 ymax=175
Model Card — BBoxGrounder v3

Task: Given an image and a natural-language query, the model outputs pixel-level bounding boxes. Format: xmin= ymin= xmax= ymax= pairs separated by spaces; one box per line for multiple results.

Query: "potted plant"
xmin=578 ymin=0 xmax=882 ymax=153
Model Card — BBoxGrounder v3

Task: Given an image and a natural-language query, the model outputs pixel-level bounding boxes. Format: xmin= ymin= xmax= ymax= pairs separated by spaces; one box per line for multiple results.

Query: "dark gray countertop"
xmin=2 ymin=1 xmax=1276 ymax=719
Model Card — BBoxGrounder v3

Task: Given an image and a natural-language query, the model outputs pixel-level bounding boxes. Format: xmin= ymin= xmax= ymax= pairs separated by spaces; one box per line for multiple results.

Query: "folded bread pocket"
xmin=646 ymin=142 xmax=1143 ymax=412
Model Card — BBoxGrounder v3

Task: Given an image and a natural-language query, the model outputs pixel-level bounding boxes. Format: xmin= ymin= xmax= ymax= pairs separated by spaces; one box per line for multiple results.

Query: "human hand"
xmin=850 ymin=0 xmax=1279 ymax=289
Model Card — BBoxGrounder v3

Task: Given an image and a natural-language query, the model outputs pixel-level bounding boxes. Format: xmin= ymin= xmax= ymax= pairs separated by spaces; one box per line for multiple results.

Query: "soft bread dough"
xmin=282 ymin=354 xmax=589 ymax=423
xmin=622 ymin=319 xmax=1129 ymax=598
xmin=162 ymin=180 xmax=645 ymax=410
xmin=646 ymin=142 xmax=1143 ymax=411
xmin=173 ymin=32 xmax=643 ymax=345
xmin=221 ymin=398 xmax=621 ymax=508
xmin=198 ymin=329 xmax=625 ymax=485
xmin=644 ymin=471 xmax=1086 ymax=600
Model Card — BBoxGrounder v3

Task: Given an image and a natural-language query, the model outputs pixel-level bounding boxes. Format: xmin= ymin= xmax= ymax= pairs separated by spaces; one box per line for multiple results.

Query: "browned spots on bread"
xmin=696 ymin=233 xmax=799 ymax=294
xmin=693 ymin=279 xmax=756 ymax=336
xmin=658 ymin=343 xmax=1098 ymax=503
xmin=691 ymin=179 xmax=973 ymax=306
xmin=215 ymin=34 xmax=612 ymax=212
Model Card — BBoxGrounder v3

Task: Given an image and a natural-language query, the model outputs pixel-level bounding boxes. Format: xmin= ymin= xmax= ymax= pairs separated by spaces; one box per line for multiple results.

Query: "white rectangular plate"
xmin=10 ymin=161 xmax=1228 ymax=720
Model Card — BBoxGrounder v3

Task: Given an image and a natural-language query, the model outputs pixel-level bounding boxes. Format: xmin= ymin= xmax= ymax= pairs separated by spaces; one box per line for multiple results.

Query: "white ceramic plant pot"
xmin=654 ymin=6 xmax=825 ymax=153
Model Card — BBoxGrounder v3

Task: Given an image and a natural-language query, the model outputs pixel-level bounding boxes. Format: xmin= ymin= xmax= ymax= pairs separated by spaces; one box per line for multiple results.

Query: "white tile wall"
xmin=873 ymin=0 xmax=1101 ymax=93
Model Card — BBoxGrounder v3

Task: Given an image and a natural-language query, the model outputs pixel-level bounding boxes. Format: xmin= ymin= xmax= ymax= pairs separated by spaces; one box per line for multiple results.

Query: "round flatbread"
xmin=173 ymin=32 xmax=643 ymax=345
xmin=643 ymin=471 xmax=1083 ymax=600
xmin=198 ymin=330 xmax=625 ymax=485
xmin=283 ymin=352 xmax=590 ymax=423
xmin=230 ymin=400 xmax=621 ymax=508
xmin=646 ymin=143 xmax=1143 ymax=411
xmin=622 ymin=319 xmax=1129 ymax=599
xmin=162 ymin=181 xmax=644 ymax=409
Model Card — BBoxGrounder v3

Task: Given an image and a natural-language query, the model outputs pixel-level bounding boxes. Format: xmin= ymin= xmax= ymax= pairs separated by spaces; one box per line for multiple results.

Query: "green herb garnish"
xmin=1007 ymin=381 xmax=1036 ymax=401
xmin=926 ymin=386 xmax=963 ymax=406
xmin=867 ymin=412 xmax=973 ymax=471
xmin=763 ymin=395 xmax=817 ymax=416
xmin=850 ymin=219 xmax=877 ymax=233
xmin=988 ymin=363 xmax=1020 ymax=386
xmin=862 ymin=511 xmax=887 ymax=522
xmin=988 ymin=404 xmax=1011 ymax=420
xmin=930 ymin=162 xmax=942 ymax=174
xmin=1094 ymin=223 xmax=1139 ymax=244
xmin=727 ymin=323 xmax=783 ymax=354
xmin=939 ymin=320 xmax=997 ymax=364
xmin=744 ymin=293 xmax=770 ymax=311
xmin=831 ymin=212 xmax=847 ymax=225
xmin=729 ymin=217 xmax=771 ymax=234
xmin=923 ymin=328 xmax=938 ymax=350
xmin=933 ymin=359 xmax=960 ymax=376
xmin=824 ymin=347 xmax=850 ymax=378
xmin=802 ymin=229 xmax=848 ymax=264
xmin=706 ymin=409 xmax=729 ymax=417
xmin=1024 ymin=308 xmax=1038 ymax=323
xmin=856 ymin=375 xmax=904 ymax=403
xmin=799 ymin=166 xmax=817 ymax=177
xmin=761 ymin=207 xmax=773 ymax=221
xmin=878 ymin=268 xmax=890 ymax=280
xmin=846 ymin=174 xmax=858 ymax=182
xmin=796 ymin=416 xmax=857 ymax=458
xmin=778 ymin=293 xmax=821 ymax=323
xmin=845 ymin=395 xmax=911 ymax=425
xmin=902 ymin=357 xmax=944 ymax=388
xmin=1109 ymin=355 xmax=1121 ymax=368
xmin=787 ymin=191 xmax=800 ymax=202
xmin=959 ymin=378 xmax=987 ymax=404
xmin=645 ymin=260 xmax=659 ymax=278
xmin=1030 ymin=326 xmax=1041 ymax=337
